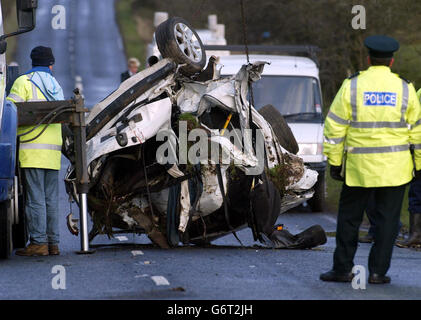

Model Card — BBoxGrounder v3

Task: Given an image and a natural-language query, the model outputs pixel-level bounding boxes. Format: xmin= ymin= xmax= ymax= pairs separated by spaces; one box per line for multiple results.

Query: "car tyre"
xmin=155 ymin=17 xmax=206 ymax=76
xmin=258 ymin=104 xmax=299 ymax=154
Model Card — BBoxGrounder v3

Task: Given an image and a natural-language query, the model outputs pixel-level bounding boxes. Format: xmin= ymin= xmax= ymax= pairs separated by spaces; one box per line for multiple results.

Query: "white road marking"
xmin=115 ymin=236 xmax=128 ymax=241
xmin=151 ymin=276 xmax=170 ymax=286
xmin=135 ymin=274 xmax=149 ymax=278
xmin=131 ymin=250 xmax=144 ymax=256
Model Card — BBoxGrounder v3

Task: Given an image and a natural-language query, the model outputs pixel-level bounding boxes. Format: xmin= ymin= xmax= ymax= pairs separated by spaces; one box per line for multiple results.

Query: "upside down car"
xmin=63 ymin=17 xmax=327 ymax=249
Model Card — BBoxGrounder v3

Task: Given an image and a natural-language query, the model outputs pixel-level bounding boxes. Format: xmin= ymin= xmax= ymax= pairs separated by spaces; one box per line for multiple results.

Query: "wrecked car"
xmin=63 ymin=17 xmax=326 ymax=249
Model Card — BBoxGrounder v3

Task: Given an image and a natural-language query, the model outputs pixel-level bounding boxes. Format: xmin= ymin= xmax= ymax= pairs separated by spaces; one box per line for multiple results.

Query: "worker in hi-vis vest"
xmin=7 ymin=46 xmax=64 ymax=257
xmin=397 ymin=88 xmax=421 ymax=248
xmin=320 ymin=36 xmax=421 ymax=284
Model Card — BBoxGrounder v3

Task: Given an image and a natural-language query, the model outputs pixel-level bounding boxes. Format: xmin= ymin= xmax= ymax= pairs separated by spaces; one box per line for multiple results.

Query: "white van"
xmin=216 ymin=50 xmax=326 ymax=212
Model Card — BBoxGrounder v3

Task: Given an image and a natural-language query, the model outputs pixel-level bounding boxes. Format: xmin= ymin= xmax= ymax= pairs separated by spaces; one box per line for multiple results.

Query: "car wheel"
xmin=156 ymin=17 xmax=206 ymax=76
xmin=258 ymin=104 xmax=299 ymax=154
xmin=308 ymin=171 xmax=325 ymax=212
xmin=0 ymin=200 xmax=13 ymax=259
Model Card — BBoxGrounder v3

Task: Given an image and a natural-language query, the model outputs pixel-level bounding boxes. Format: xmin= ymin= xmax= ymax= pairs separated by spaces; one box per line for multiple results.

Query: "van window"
xmin=252 ymin=75 xmax=323 ymax=122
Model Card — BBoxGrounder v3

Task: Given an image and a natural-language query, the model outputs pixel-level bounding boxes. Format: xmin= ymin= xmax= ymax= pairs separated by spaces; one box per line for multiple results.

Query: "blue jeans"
xmin=23 ymin=168 xmax=60 ymax=245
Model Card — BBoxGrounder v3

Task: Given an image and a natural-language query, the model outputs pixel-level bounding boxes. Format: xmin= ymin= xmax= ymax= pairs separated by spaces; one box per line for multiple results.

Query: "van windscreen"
xmin=252 ymin=75 xmax=322 ymax=121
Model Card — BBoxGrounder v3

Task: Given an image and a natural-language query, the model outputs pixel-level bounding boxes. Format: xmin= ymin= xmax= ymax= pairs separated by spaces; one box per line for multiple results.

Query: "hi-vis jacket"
xmin=7 ymin=68 xmax=63 ymax=170
xmin=324 ymin=66 xmax=421 ymax=187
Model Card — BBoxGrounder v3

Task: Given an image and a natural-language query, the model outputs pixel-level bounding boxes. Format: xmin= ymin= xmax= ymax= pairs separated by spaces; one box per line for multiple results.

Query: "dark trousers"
xmin=365 ymin=191 xmax=402 ymax=237
xmin=409 ymin=178 xmax=421 ymax=214
xmin=366 ymin=193 xmax=377 ymax=236
xmin=333 ymin=184 xmax=407 ymax=275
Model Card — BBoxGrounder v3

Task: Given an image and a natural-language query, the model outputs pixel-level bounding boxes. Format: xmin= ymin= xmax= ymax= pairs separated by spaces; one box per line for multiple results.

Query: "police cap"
xmin=364 ymin=35 xmax=400 ymax=58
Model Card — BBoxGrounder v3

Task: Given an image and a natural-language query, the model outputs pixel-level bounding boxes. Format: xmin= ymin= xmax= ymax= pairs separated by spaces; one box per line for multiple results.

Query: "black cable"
xmin=240 ymin=0 xmax=256 ymax=150
xmin=240 ymin=0 xmax=261 ymax=242
xmin=19 ymin=108 xmax=74 ymax=143
xmin=240 ymin=0 xmax=250 ymax=64
xmin=17 ymin=104 xmax=72 ymax=137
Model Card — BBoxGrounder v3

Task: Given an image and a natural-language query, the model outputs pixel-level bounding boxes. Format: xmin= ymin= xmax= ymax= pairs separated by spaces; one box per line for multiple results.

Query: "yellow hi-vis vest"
xmin=7 ymin=73 xmax=62 ymax=170
xmin=323 ymin=66 xmax=421 ymax=187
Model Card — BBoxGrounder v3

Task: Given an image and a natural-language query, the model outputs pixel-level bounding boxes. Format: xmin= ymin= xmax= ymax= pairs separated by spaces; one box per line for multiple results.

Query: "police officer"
xmin=7 ymin=46 xmax=64 ymax=256
xmin=320 ymin=36 xmax=421 ymax=284
xmin=397 ymin=88 xmax=421 ymax=248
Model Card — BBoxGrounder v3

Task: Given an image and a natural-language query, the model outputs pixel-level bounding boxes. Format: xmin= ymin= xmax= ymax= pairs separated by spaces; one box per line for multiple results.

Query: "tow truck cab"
xmin=0 ymin=0 xmax=37 ymax=259
xmin=218 ymin=53 xmax=326 ymax=212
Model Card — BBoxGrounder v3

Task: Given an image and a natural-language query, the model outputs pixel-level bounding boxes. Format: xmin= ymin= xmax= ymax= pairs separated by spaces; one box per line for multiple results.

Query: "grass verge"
xmin=115 ymin=0 xmax=147 ymax=64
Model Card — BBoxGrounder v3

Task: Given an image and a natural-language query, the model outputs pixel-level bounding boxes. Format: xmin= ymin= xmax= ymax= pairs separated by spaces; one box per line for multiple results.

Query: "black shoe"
xmin=320 ymin=270 xmax=354 ymax=282
xmin=359 ymin=234 xmax=374 ymax=243
xmin=368 ymin=273 xmax=391 ymax=284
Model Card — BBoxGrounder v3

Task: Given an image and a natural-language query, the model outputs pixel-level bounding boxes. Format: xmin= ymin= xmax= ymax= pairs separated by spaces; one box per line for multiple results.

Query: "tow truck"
xmin=0 ymin=0 xmax=93 ymax=258
xmin=0 ymin=0 xmax=38 ymax=258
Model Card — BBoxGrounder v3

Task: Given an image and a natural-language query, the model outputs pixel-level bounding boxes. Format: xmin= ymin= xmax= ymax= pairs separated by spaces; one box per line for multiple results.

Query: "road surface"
xmin=15 ymin=0 xmax=126 ymax=107
xmin=2 ymin=0 xmax=421 ymax=300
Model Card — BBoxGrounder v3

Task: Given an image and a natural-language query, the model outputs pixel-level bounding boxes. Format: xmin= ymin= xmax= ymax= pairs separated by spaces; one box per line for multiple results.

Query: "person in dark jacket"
xmin=396 ymin=178 xmax=421 ymax=247
xmin=121 ymin=57 xmax=140 ymax=82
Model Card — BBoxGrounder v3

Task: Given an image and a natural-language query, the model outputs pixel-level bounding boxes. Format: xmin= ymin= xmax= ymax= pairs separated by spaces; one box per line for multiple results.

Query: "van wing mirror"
xmin=0 ymin=0 xmax=37 ymax=49
xmin=17 ymin=0 xmax=38 ymax=31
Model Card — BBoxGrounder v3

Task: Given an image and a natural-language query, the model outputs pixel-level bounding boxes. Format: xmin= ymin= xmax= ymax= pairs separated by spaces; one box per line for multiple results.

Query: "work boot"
xmin=396 ymin=214 xmax=421 ymax=248
xmin=16 ymin=243 xmax=48 ymax=256
xmin=368 ymin=274 xmax=391 ymax=284
xmin=320 ymin=270 xmax=354 ymax=282
xmin=359 ymin=233 xmax=374 ymax=243
xmin=48 ymin=244 xmax=60 ymax=256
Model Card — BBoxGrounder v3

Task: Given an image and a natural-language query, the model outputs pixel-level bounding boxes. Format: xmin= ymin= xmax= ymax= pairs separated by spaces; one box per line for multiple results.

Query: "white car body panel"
xmin=218 ymin=54 xmax=325 ymax=166
xmin=86 ymin=97 xmax=172 ymax=165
